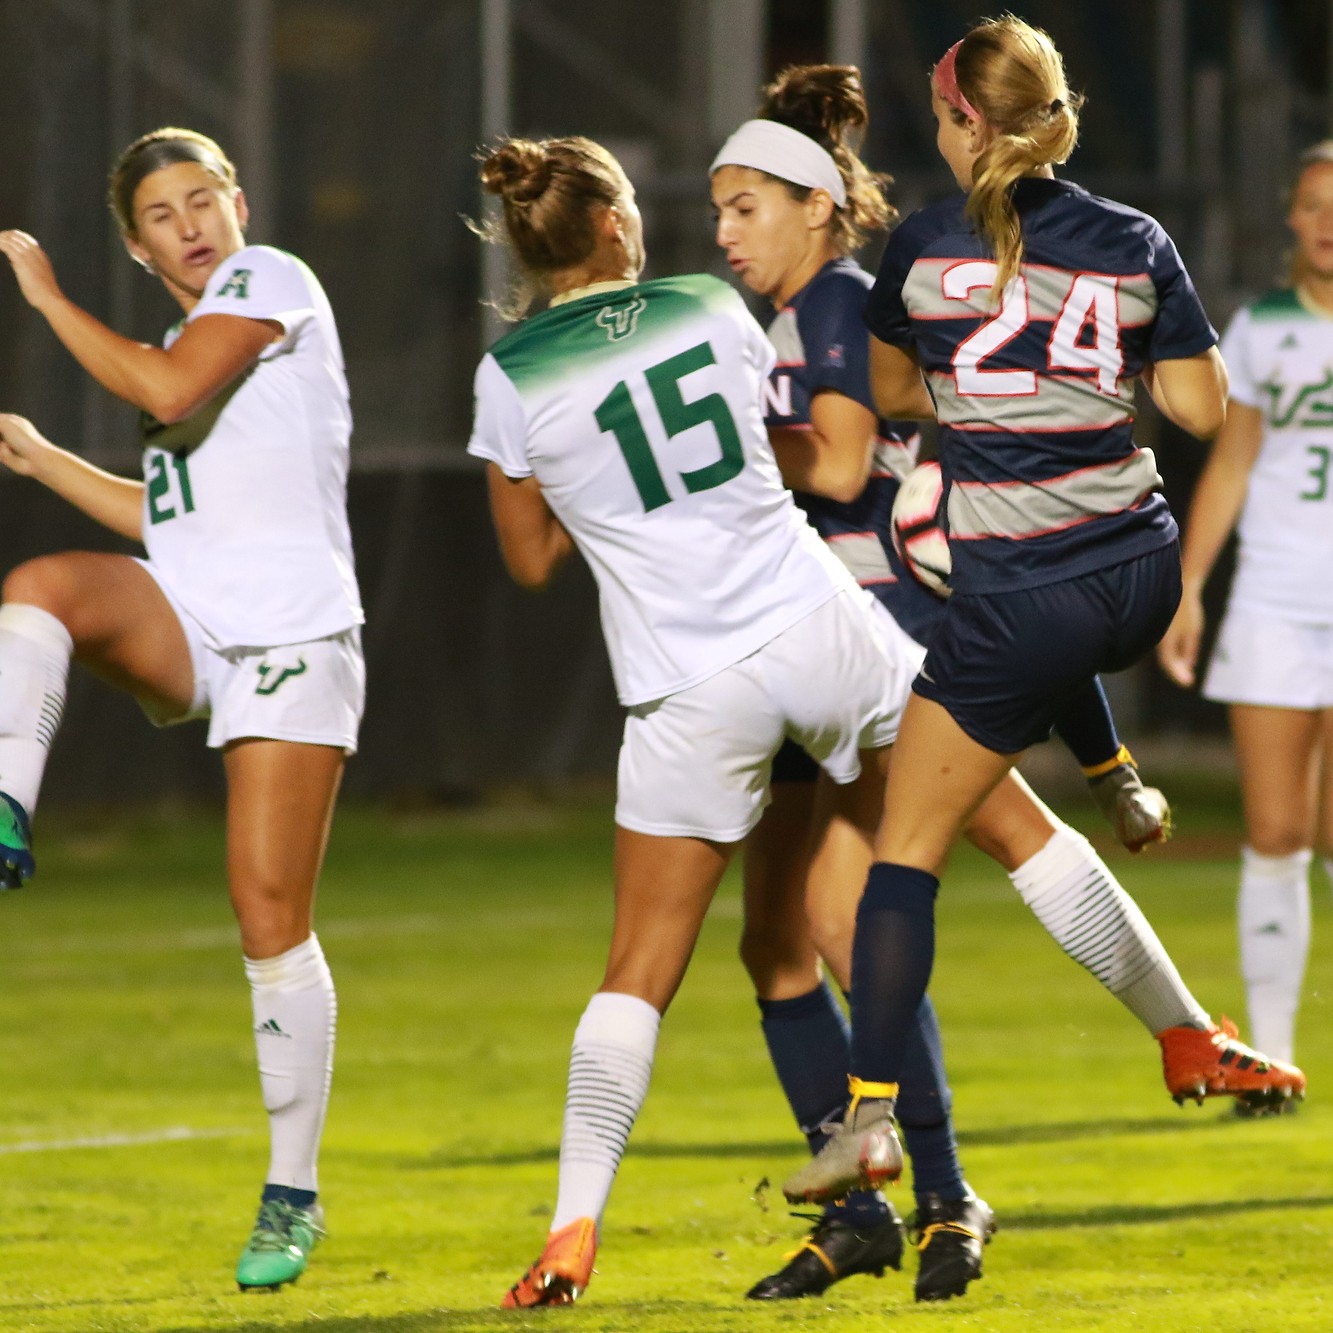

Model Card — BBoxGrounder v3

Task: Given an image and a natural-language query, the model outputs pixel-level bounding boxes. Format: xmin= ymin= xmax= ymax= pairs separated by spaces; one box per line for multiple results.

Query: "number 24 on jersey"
xmin=947 ymin=261 xmax=1123 ymax=397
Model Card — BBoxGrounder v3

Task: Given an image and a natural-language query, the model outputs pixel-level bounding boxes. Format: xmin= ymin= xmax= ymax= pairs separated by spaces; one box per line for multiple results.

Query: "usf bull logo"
xmin=596 ymin=295 xmax=646 ymax=342
xmin=255 ymin=657 xmax=308 ymax=696
xmin=1263 ymin=369 xmax=1333 ymax=429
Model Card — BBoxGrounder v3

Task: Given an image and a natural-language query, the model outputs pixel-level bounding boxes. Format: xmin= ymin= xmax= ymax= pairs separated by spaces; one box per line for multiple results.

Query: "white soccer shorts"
xmin=614 ymin=589 xmax=916 ymax=843
xmin=135 ymin=561 xmax=365 ymax=754
xmin=1203 ymin=604 xmax=1333 ymax=710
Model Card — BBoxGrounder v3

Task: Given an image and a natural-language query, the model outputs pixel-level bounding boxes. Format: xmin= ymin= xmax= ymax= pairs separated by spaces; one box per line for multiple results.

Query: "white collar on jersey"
xmin=549 ymin=278 xmax=638 ymax=308
xmin=1295 ymin=284 xmax=1333 ymax=320
xmin=710 ymin=119 xmax=847 ymax=208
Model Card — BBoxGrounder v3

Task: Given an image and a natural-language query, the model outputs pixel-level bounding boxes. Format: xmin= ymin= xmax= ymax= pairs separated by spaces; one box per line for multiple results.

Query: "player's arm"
xmin=0 ymin=414 xmax=143 ymax=541
xmin=868 ymin=337 xmax=936 ymax=420
xmin=0 ymin=230 xmax=278 ymax=424
xmin=1155 ymin=397 xmax=1262 ymax=688
xmin=768 ymin=391 xmax=876 ymax=504
xmin=485 ymin=464 xmax=574 ymax=591
xmin=1141 ymin=346 xmax=1228 ymax=442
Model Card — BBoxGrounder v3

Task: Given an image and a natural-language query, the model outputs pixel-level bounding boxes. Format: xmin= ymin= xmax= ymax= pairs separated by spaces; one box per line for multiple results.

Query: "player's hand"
xmin=0 ymin=231 xmax=63 ymax=311
xmin=1156 ymin=590 xmax=1204 ymax=688
xmin=0 ymin=413 xmax=54 ymax=480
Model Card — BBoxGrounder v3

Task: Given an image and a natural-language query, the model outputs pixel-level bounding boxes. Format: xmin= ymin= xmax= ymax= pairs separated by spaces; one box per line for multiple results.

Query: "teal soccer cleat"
xmin=235 ymin=1197 xmax=325 ymax=1290
xmin=0 ymin=791 xmax=34 ymax=890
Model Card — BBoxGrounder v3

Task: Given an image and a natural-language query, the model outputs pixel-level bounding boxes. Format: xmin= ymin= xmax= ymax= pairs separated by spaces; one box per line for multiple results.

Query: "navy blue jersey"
xmin=865 ymin=178 xmax=1215 ymax=594
xmin=764 ymin=258 xmax=945 ymax=644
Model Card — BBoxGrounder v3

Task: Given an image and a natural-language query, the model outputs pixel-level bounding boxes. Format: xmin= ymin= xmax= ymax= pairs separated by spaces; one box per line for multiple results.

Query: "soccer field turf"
xmin=2 ymin=793 xmax=1330 ymax=1332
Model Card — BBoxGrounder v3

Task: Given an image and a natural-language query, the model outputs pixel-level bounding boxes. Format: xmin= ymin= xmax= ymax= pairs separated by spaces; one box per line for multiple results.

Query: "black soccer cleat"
xmin=746 ymin=1208 xmax=904 ymax=1300
xmin=911 ymin=1191 xmax=996 ymax=1302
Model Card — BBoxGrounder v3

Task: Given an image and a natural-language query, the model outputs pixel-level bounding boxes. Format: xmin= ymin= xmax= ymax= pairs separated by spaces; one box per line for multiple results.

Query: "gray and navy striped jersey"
xmin=866 ymin=178 xmax=1215 ymax=594
xmin=763 ymin=257 xmax=944 ymax=645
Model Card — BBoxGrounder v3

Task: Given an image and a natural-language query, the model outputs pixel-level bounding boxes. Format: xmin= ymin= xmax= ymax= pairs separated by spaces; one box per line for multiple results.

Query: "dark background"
xmin=1 ymin=0 xmax=1328 ymax=802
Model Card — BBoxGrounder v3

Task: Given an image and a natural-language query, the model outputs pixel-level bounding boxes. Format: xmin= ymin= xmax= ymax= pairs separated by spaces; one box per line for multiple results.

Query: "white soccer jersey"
xmin=1222 ymin=289 xmax=1333 ymax=622
xmin=468 ymin=274 xmax=854 ymax=705
xmin=141 ymin=245 xmax=363 ymax=649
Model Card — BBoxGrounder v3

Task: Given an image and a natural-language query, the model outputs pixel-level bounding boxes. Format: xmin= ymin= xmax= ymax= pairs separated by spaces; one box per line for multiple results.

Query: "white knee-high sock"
xmin=1009 ymin=824 xmax=1210 ymax=1035
xmin=0 ymin=605 xmax=73 ymax=814
xmin=245 ymin=934 xmax=336 ymax=1194
xmin=551 ymin=992 xmax=660 ymax=1233
xmin=1238 ymin=847 xmax=1311 ymax=1065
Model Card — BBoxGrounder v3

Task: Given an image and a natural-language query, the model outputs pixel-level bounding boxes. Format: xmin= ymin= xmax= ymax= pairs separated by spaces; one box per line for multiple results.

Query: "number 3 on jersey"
xmin=945 ymin=261 xmax=1123 ymax=397
xmin=594 ymin=340 xmax=744 ymax=512
xmin=146 ymin=450 xmax=197 ymax=525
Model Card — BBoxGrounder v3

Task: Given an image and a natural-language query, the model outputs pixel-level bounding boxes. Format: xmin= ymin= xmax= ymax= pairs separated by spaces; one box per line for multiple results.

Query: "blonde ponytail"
xmin=949 ymin=18 xmax=1082 ymax=302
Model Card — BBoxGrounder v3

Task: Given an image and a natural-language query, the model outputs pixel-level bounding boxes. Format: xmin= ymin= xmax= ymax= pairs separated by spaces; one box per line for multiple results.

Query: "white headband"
xmin=709 ymin=119 xmax=847 ymax=208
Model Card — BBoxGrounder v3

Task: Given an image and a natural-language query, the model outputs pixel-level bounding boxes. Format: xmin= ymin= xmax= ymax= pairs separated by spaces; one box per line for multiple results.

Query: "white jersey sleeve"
xmin=188 ymin=246 xmax=318 ymax=354
xmin=1219 ymin=307 xmax=1260 ymax=409
xmin=468 ymin=354 xmax=533 ymax=478
xmin=470 ymin=273 xmax=852 ymax=705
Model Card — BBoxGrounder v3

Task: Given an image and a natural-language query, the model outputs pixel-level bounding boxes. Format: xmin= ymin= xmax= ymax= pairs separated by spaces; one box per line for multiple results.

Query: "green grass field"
xmin=2 ymin=787 xmax=1330 ymax=1332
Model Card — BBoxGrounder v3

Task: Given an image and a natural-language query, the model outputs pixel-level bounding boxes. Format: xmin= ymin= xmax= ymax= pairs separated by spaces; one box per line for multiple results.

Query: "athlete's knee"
xmin=2 ymin=557 xmax=79 ymax=624
xmin=231 ymin=875 xmax=312 ymax=956
xmin=1246 ymin=820 xmax=1313 ymax=858
xmin=804 ymin=896 xmax=853 ymax=969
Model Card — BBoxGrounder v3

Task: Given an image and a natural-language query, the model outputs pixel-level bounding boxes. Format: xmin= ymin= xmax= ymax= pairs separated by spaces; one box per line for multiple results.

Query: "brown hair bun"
xmin=480 ymin=140 xmax=555 ymax=207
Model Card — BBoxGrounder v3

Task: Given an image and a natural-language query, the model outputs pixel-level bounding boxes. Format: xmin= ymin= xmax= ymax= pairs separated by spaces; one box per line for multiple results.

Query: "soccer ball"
xmin=890 ymin=461 xmax=951 ymax=598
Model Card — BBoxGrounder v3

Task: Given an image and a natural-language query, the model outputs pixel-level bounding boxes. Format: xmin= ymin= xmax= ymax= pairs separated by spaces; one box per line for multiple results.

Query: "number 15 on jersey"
xmin=594 ymin=340 xmax=744 ymax=512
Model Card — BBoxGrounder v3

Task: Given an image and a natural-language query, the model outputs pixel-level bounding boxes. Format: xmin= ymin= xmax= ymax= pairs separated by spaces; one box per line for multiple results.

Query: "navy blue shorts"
xmin=771 ymin=736 xmax=820 ymax=784
xmin=913 ymin=542 xmax=1182 ymax=755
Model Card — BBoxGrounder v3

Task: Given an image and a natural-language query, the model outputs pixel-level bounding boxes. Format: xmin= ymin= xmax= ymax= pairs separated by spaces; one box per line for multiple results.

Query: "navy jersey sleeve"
xmin=864 ymin=214 xmax=928 ymax=349
xmin=795 ymin=275 xmax=876 ymax=414
xmin=1145 ymin=224 xmax=1218 ymax=361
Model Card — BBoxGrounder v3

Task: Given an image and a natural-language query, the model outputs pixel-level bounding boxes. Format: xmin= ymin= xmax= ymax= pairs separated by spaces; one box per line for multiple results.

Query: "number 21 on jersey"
xmin=146 ymin=449 xmax=197 ymax=525
xmin=594 ymin=340 xmax=744 ymax=512
xmin=945 ymin=260 xmax=1123 ymax=397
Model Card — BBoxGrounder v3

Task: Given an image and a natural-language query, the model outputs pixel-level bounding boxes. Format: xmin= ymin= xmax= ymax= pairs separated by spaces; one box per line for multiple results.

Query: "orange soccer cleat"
xmin=501 ymin=1217 xmax=598 ymax=1309
xmin=1158 ymin=1018 xmax=1306 ymax=1111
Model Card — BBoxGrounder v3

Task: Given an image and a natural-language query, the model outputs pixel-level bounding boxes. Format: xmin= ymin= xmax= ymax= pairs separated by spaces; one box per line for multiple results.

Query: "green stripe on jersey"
xmin=489 ymin=274 xmax=740 ymax=394
xmin=1249 ymin=288 xmax=1307 ymax=320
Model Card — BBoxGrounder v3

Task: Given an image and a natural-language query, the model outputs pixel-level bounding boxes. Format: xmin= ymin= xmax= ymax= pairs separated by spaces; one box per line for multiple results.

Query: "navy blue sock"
xmin=758 ymin=980 xmax=888 ymax=1226
xmin=1053 ymin=676 xmax=1122 ymax=772
xmin=850 ymin=862 xmax=939 ymax=1085
xmin=261 ymin=1183 xmax=317 ymax=1209
xmin=897 ymin=995 xmax=967 ymax=1203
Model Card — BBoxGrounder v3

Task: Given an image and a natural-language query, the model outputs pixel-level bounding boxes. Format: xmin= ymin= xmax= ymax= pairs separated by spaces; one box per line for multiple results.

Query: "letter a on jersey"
xmin=596 ymin=296 xmax=647 ymax=342
xmin=217 ymin=269 xmax=252 ymax=299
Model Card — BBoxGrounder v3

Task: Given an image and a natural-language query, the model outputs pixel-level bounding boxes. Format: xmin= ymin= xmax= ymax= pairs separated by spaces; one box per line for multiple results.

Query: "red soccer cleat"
xmin=501 ymin=1217 xmax=598 ymax=1309
xmin=1158 ymin=1017 xmax=1306 ymax=1111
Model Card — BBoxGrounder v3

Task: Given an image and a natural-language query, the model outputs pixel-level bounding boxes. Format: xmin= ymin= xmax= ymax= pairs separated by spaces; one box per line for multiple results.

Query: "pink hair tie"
xmin=933 ymin=39 xmax=980 ymax=121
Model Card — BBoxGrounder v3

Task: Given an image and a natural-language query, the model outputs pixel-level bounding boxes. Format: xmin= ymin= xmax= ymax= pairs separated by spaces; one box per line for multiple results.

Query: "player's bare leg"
xmin=741 ymin=782 xmax=822 ymax=999
xmin=1230 ymin=704 xmax=1320 ymax=1065
xmin=0 ymin=553 xmax=194 ymax=886
xmin=742 ymin=772 xmax=911 ymax=1300
xmin=505 ymin=830 xmax=731 ymax=1307
xmin=786 ymin=701 xmax=1014 ymax=1206
xmin=226 ymin=738 xmax=344 ymax=1290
